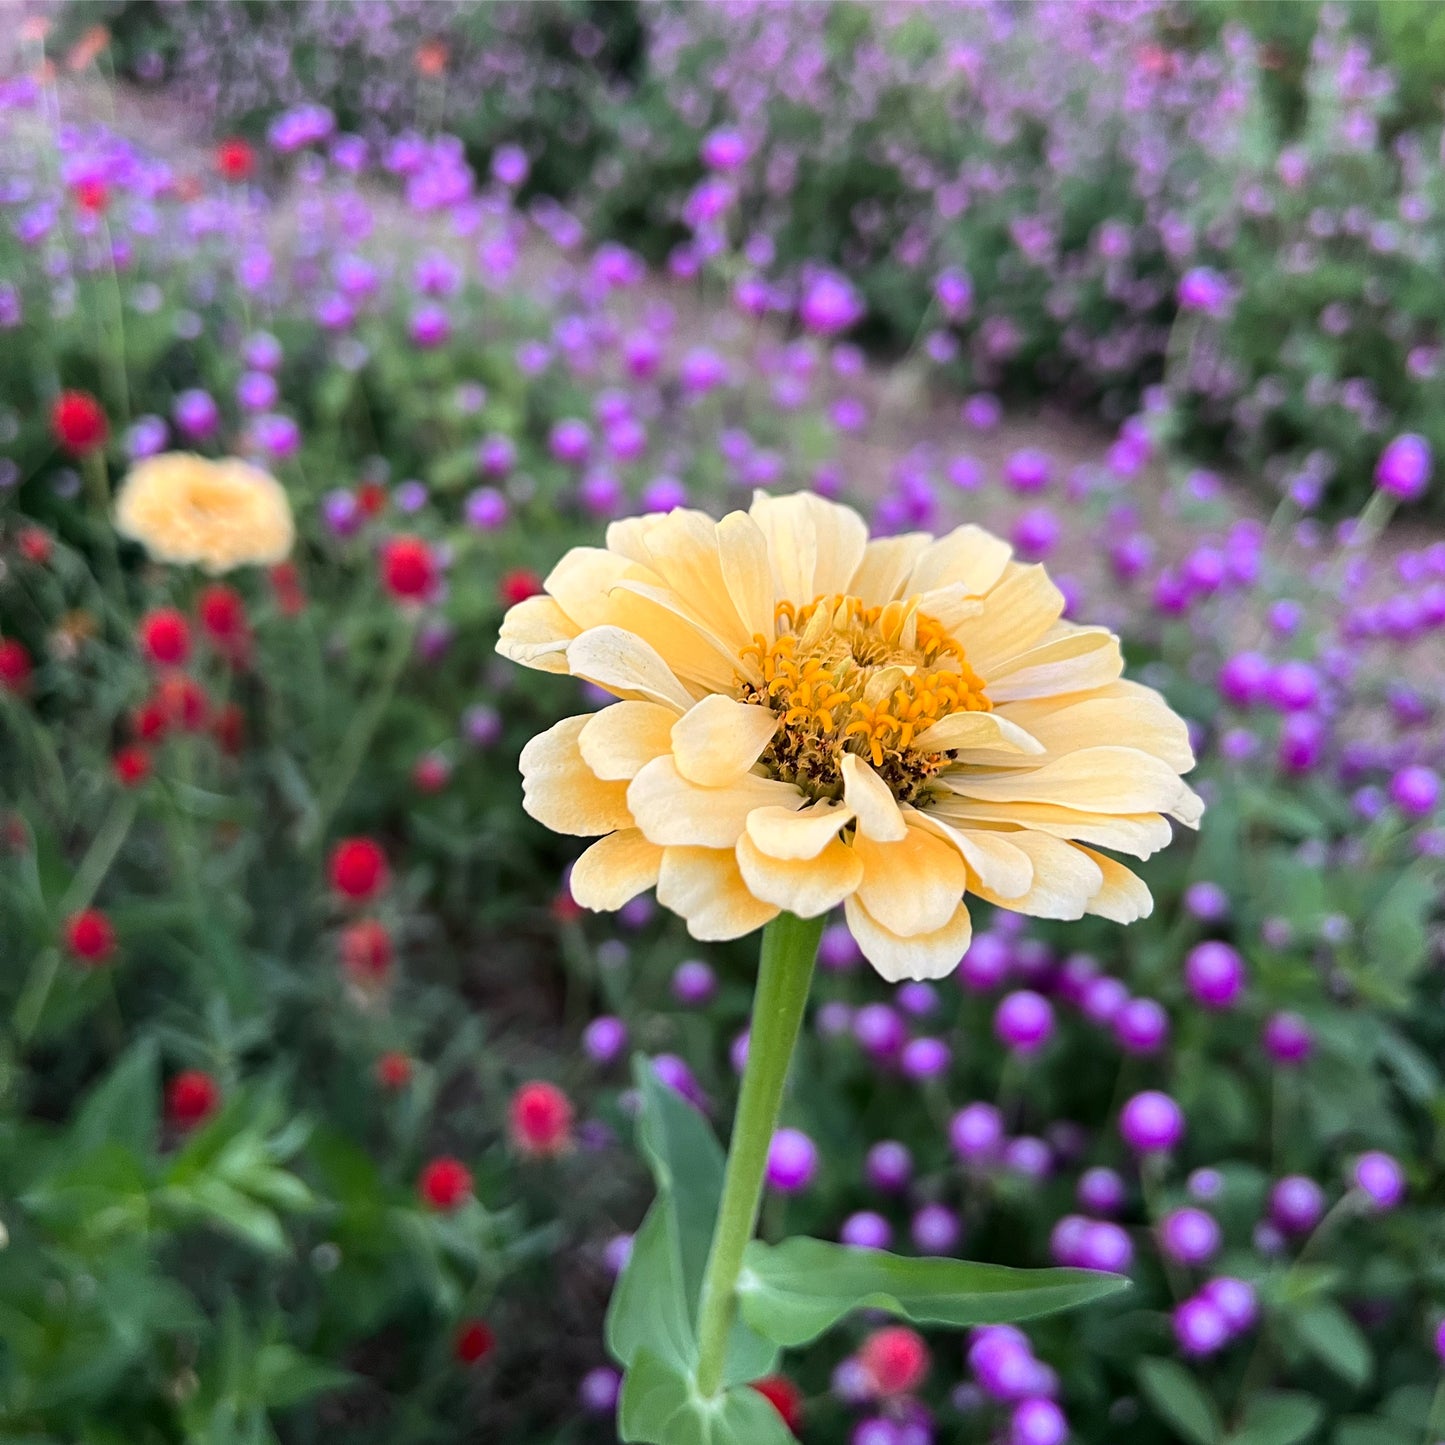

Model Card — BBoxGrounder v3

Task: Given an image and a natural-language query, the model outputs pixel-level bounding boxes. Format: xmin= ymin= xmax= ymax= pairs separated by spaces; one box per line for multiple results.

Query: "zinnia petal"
xmin=735 ymin=832 xmax=863 ymax=918
xmin=852 ymin=819 xmax=968 ymax=937
xmin=657 ymin=845 xmax=780 ymax=940
xmin=628 ymin=756 xmax=800 ymax=848
xmin=520 ymin=717 xmax=633 ymax=836
xmin=578 ymin=701 xmax=680 ymax=780
xmin=569 ymin=828 xmax=665 ymax=911
xmin=744 ymin=800 xmax=854 ymax=860
xmin=841 ymin=753 xmax=907 ymax=842
xmin=670 ymin=695 xmax=778 ymax=786
xmin=845 ymin=894 xmax=973 ymax=982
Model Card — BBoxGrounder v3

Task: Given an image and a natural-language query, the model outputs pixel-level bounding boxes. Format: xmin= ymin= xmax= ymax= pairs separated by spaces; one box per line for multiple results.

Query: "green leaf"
xmin=1232 ymin=1392 xmax=1325 ymax=1445
xmin=736 ymin=1236 xmax=1129 ymax=1347
xmin=70 ymin=1039 xmax=160 ymax=1156
xmin=607 ymin=1061 xmax=776 ymax=1385
xmin=1332 ymin=1423 xmax=1412 ymax=1445
xmin=1362 ymin=867 xmax=1435 ymax=991
xmin=1292 ymin=1302 xmax=1373 ymax=1389
xmin=618 ymin=1350 xmax=792 ymax=1445
xmin=1137 ymin=1358 xmax=1224 ymax=1445
xmin=253 ymin=1343 xmax=354 ymax=1409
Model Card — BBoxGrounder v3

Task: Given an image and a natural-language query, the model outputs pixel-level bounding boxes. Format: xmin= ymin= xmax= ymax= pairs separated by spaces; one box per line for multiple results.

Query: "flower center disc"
xmin=738 ymin=593 xmax=991 ymax=803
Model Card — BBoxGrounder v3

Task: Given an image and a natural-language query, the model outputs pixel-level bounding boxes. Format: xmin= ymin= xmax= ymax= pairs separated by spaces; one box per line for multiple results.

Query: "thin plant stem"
xmin=693 ymin=910 xmax=824 ymax=1399
xmin=81 ymin=448 xmax=126 ymax=616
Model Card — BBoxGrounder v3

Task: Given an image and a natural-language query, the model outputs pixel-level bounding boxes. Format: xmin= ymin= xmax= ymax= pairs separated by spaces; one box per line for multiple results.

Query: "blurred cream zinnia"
xmin=499 ymin=493 xmax=1200 ymax=981
xmin=114 ymin=452 xmax=294 ymax=573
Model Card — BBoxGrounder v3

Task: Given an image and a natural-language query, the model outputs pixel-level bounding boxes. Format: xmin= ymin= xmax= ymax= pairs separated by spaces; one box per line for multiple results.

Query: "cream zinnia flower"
xmin=499 ymin=493 xmax=1200 ymax=981
xmin=114 ymin=452 xmax=294 ymax=574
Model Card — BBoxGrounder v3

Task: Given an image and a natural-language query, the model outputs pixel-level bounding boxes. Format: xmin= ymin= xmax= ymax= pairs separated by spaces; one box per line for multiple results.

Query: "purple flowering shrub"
xmin=1 ymin=11 xmax=1444 ymax=1445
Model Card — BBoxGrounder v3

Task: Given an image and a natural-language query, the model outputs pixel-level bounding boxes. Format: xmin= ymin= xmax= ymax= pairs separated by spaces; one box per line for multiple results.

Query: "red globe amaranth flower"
xmin=412 ymin=752 xmax=451 ymax=793
xmin=72 ymin=177 xmax=109 ymax=214
xmin=215 ymin=137 xmax=255 ymax=181
xmin=0 ymin=638 xmax=34 ymax=694
xmin=166 ymin=1069 xmax=220 ymax=1129
xmin=138 ymin=608 xmax=192 ymax=667
xmin=329 ymin=837 xmax=389 ymax=902
xmin=751 ymin=1376 xmax=803 ymax=1435
xmin=112 ymin=745 xmax=151 ymax=787
xmin=376 ymin=1050 xmax=413 ymax=1089
xmin=133 ymin=697 xmax=170 ymax=741
xmin=154 ymin=675 xmax=209 ymax=732
xmin=340 ymin=918 xmax=394 ymax=986
xmin=214 ymin=702 xmax=245 ymax=756
xmin=269 ymin=562 xmax=307 ymax=616
xmin=198 ymin=584 xmax=251 ymax=664
xmin=64 ymin=908 xmax=116 ymax=965
xmin=380 ymin=535 xmax=437 ymax=602
xmin=508 ymin=1081 xmax=574 ymax=1158
xmin=418 ymin=1156 xmax=472 ymax=1211
xmin=859 ymin=1325 xmax=930 ymax=1397
xmin=453 ymin=1320 xmax=496 ymax=1365
xmin=357 ymin=481 xmax=387 ymax=518
xmin=51 ymin=391 xmax=108 ymax=455
xmin=499 ymin=568 xmax=543 ymax=607
xmin=17 ymin=527 xmax=52 ymax=566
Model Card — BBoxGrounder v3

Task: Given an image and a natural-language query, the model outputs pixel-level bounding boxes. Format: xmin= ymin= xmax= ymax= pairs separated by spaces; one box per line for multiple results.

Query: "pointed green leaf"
xmin=71 ymin=1038 xmax=160 ymax=1156
xmin=607 ymin=1202 xmax=699 ymax=1374
xmin=1292 ymin=1302 xmax=1372 ymax=1389
xmin=1137 ymin=1358 xmax=1224 ymax=1445
xmin=1231 ymin=1391 xmax=1325 ymax=1445
xmin=618 ymin=1350 xmax=792 ymax=1445
xmin=736 ymin=1236 xmax=1128 ymax=1347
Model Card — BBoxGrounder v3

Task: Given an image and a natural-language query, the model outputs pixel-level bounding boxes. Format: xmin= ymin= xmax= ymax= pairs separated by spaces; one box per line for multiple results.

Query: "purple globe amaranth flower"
xmin=173 ymin=388 xmax=220 ymax=442
xmin=1184 ymin=941 xmax=1247 ymax=1009
xmin=962 ymin=393 xmax=1003 ymax=431
xmin=321 ymin=488 xmax=362 ymax=538
xmin=1270 ymin=1175 xmax=1326 ymax=1235
xmin=1389 ymin=765 xmax=1439 ymax=817
xmin=1375 ymin=434 xmax=1432 ymax=502
xmin=395 ymin=480 xmax=428 ymax=515
xmin=912 ymin=1203 xmax=961 ymax=1254
xmin=841 ymin=1211 xmax=892 ymax=1251
xmin=582 ymin=1015 xmax=627 ymax=1066
xmin=491 ymin=143 xmax=528 ymax=188
xmin=853 ymin=1418 xmax=902 ymax=1445
xmin=1184 ymin=881 xmax=1231 ymax=922
xmin=463 ymin=703 xmax=501 ymax=748
xmin=958 ymin=932 xmax=1010 ymax=992
xmin=935 ymin=267 xmax=973 ymax=320
xmin=578 ymin=468 xmax=623 ymax=518
xmin=477 ymin=433 xmax=516 ymax=478
xmin=1004 ymin=1136 xmax=1052 ymax=1180
xmin=897 ymin=982 xmax=938 ymax=1018
xmin=1266 ymin=660 xmax=1321 ymax=712
xmin=994 ymin=990 xmax=1055 ymax=1054
xmin=671 ymin=959 xmax=716 ymax=1007
xmin=1160 ymin=1207 xmax=1222 ymax=1266
xmin=1050 ymin=1215 xmax=1090 ymax=1267
xmin=1174 ymin=1296 xmax=1229 ymax=1356
xmin=1278 ymin=712 xmax=1327 ymax=774
xmin=799 ymin=270 xmax=864 ymax=336
xmin=1012 ymin=507 xmax=1061 ymax=561
xmin=409 ymin=304 xmax=450 ymax=348
xmin=680 ymin=347 xmax=729 ymax=396
xmin=1011 ymin=1398 xmax=1067 ymax=1445
xmin=651 ymin=1053 xmax=706 ymax=1110
xmin=579 ymin=1366 xmax=620 ymax=1414
xmin=1202 ymin=1276 xmax=1257 ymax=1334
xmin=1004 ymin=448 xmax=1053 ymax=494
xmin=465 ymin=488 xmax=508 ymax=531
xmin=1119 ymin=1091 xmax=1184 ymax=1154
xmin=1262 ymin=1011 xmax=1314 ymax=1065
xmin=1113 ymin=997 xmax=1169 ymax=1055
xmin=126 ymin=415 xmax=168 ymax=460
xmin=549 ymin=418 xmax=592 ymax=466
xmin=968 ymin=1328 xmax=1043 ymax=1402
xmin=1177 ymin=266 xmax=1231 ymax=316
xmin=900 ymin=1036 xmax=952 ymax=1080
xmin=767 ymin=1128 xmax=818 ymax=1193
xmin=1078 ymin=1167 xmax=1127 ymax=1216
xmin=1081 ymin=975 xmax=1128 ymax=1025
xmin=641 ymin=474 xmax=689 ymax=512
xmin=854 ymin=1002 xmax=906 ymax=1060
xmin=1352 ymin=1151 xmax=1405 ymax=1211
xmin=865 ymin=1141 xmax=913 ymax=1193
xmin=700 ymin=127 xmax=750 ymax=172
xmin=1077 ymin=1220 xmax=1133 ymax=1273
xmin=951 ymin=1103 xmax=1004 ymax=1164
xmin=237 ymin=370 xmax=279 ymax=412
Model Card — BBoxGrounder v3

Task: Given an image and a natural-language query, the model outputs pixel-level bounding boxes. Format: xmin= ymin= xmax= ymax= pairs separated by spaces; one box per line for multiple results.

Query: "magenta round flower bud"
xmin=1262 ymin=1010 xmax=1313 ymax=1065
xmin=1389 ymin=765 xmax=1439 ymax=817
xmin=1266 ymin=660 xmax=1321 ymax=713
xmin=1004 ymin=448 xmax=1053 ymax=494
xmin=1188 ymin=1168 xmax=1224 ymax=1201
xmin=799 ymin=270 xmax=864 ymax=336
xmin=1202 ymin=1276 xmax=1257 ymax=1334
xmin=1049 ymin=1214 xmax=1089 ymax=1266
xmin=968 ymin=1329 xmax=1038 ymax=1401
xmin=819 ymin=921 xmax=862 ymax=972
xmin=1434 ymin=1317 xmax=1445 ymax=1363
xmin=1270 ymin=1175 xmax=1326 ymax=1235
xmin=1375 ymin=433 xmax=1432 ymax=502
xmin=994 ymin=990 xmax=1055 ymax=1053
xmin=670 ymin=959 xmax=716 ymax=1007
xmin=579 ymin=1365 xmax=620 ymax=1414
xmin=912 ymin=1202 xmax=961 ymax=1254
xmin=951 ymin=1103 xmax=1004 ymax=1163
xmin=1077 ymin=1167 xmax=1127 ymax=1216
xmin=1011 ymin=1398 xmax=1067 ymax=1445
xmin=465 ymin=486 xmax=508 ymax=531
xmin=854 ymin=1003 xmax=906 ymax=1060
xmin=1119 ymin=1091 xmax=1184 ymax=1154
xmin=1173 ymin=1296 xmax=1229 ymax=1356
xmin=1184 ymin=941 xmax=1247 ymax=1009
xmin=603 ymin=1233 xmax=633 ymax=1275
xmin=901 ymin=1036 xmax=952 ymax=1080
xmin=959 ymin=932 xmax=1010 ymax=992
xmin=1177 ymin=266 xmax=1231 ymax=316
xmin=1184 ymin=881 xmax=1231 ymax=921
xmin=549 ymin=418 xmax=592 ymax=466
xmin=852 ymin=1419 xmax=902 ymax=1445
xmin=865 ymin=1141 xmax=913 ymax=1193
xmin=174 ymin=388 xmax=220 ymax=442
xmin=1278 ymin=713 xmax=1326 ymax=774
xmin=1113 ymin=997 xmax=1169 ymax=1055
xmin=1077 ymin=1220 xmax=1133 ymax=1273
xmin=841 ymin=1210 xmax=892 ymax=1250
xmin=767 ymin=1128 xmax=818 ymax=1193
xmin=1217 ymin=651 xmax=1270 ymax=707
xmin=1012 ymin=506 xmax=1060 ymax=561
xmin=1004 ymin=1136 xmax=1052 ymax=1179
xmin=477 ymin=433 xmax=516 ymax=477
xmin=962 ymin=393 xmax=1002 ymax=431
xmin=729 ymin=1030 xmax=749 ymax=1076
xmin=1160 ymin=1207 xmax=1222 ymax=1266
xmin=582 ymin=1015 xmax=627 ymax=1066
xmin=897 ymin=982 xmax=939 ymax=1018
xmin=1081 ymin=976 xmax=1128 ymax=1025
xmin=700 ymin=126 xmax=750 ymax=172
xmin=1352 ymin=1151 xmax=1405 ymax=1211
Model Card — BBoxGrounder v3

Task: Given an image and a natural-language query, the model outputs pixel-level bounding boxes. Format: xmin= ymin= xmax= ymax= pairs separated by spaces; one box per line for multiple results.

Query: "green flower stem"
xmin=81 ymin=448 xmax=126 ymax=616
xmin=693 ymin=910 xmax=824 ymax=1399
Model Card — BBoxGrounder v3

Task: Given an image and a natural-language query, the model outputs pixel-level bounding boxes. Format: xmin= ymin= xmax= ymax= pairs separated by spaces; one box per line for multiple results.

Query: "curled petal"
xmin=671 ymin=695 xmax=779 ymax=786
xmin=657 ymin=845 xmax=780 ymax=941
xmin=569 ymin=829 xmax=664 ymax=911
xmin=520 ymin=717 xmax=633 ymax=836
xmin=735 ymin=832 xmax=863 ymax=918
xmin=845 ymin=893 xmax=973 ymax=982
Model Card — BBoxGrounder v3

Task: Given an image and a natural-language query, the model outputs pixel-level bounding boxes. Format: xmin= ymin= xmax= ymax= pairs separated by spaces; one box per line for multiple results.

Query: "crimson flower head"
xmin=63 ymin=908 xmax=116 ymax=965
xmin=0 ymin=638 xmax=33 ymax=695
xmin=138 ymin=608 xmax=192 ymax=668
xmin=453 ymin=1319 xmax=496 ymax=1365
xmin=498 ymin=567 xmax=543 ymax=607
xmin=340 ymin=918 xmax=394 ymax=986
xmin=380 ymin=535 xmax=437 ymax=602
xmin=859 ymin=1325 xmax=930 ymax=1397
xmin=376 ymin=1050 xmax=413 ymax=1089
xmin=154 ymin=674 xmax=209 ymax=731
xmin=751 ymin=1376 xmax=803 ymax=1435
xmin=508 ymin=1080 xmax=574 ymax=1158
xmin=269 ymin=562 xmax=306 ymax=616
xmin=51 ymin=391 xmax=108 ymax=456
xmin=215 ymin=137 xmax=255 ymax=181
xmin=112 ymin=745 xmax=151 ymax=787
xmin=167 ymin=1069 xmax=220 ymax=1129
xmin=198 ymin=584 xmax=249 ymax=651
xmin=17 ymin=527 xmax=52 ymax=566
xmin=328 ymin=837 xmax=389 ymax=902
xmin=419 ymin=1155 xmax=473 ymax=1211
xmin=72 ymin=177 xmax=109 ymax=214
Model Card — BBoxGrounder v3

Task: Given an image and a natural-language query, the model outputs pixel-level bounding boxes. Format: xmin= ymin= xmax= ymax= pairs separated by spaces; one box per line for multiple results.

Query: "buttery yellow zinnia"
xmin=499 ymin=492 xmax=1201 ymax=981
xmin=114 ymin=452 xmax=294 ymax=574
